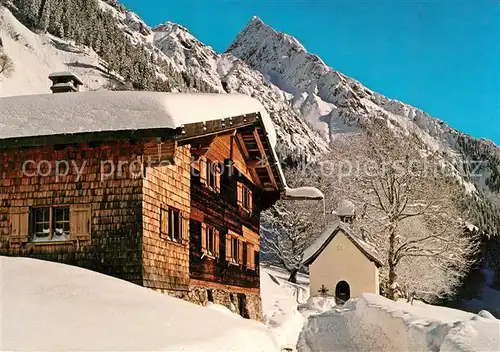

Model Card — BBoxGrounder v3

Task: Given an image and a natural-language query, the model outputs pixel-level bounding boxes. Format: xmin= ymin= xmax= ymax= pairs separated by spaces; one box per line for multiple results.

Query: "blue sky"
xmin=120 ymin=0 xmax=500 ymax=145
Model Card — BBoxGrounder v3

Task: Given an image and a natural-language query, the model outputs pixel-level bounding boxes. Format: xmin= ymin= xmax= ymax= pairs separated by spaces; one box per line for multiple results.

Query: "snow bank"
xmin=260 ymin=267 xmax=309 ymax=350
xmin=306 ymin=296 xmax=337 ymax=313
xmin=0 ymin=256 xmax=278 ymax=352
xmin=299 ymin=293 xmax=500 ymax=352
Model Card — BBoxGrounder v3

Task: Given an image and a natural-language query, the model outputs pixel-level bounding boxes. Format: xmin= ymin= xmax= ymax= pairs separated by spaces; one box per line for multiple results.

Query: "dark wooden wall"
xmin=189 ymin=157 xmax=261 ymax=289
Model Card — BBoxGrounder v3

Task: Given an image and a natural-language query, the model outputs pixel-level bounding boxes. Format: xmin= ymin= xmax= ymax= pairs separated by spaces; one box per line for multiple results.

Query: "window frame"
xmin=206 ymin=225 xmax=216 ymax=256
xmin=242 ymin=185 xmax=252 ymax=211
xmin=237 ymin=182 xmax=253 ymax=213
xmin=230 ymin=237 xmax=240 ymax=264
xmin=206 ymin=159 xmax=217 ymax=191
xmin=30 ymin=206 xmax=71 ymax=242
xmin=160 ymin=206 xmax=183 ymax=243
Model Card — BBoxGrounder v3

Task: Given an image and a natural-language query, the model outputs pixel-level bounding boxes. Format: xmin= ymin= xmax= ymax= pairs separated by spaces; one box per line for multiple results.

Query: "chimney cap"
xmin=48 ymin=71 xmax=84 ymax=85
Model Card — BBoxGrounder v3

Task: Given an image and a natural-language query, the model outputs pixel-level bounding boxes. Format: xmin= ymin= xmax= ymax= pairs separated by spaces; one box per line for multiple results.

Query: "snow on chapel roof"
xmin=303 ymin=221 xmax=383 ymax=267
xmin=0 ymin=91 xmax=323 ymax=200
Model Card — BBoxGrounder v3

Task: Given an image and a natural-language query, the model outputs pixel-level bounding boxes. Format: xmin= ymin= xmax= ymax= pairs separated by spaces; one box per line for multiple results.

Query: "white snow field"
xmin=298 ymin=293 xmax=500 ymax=352
xmin=0 ymin=256 xmax=278 ymax=352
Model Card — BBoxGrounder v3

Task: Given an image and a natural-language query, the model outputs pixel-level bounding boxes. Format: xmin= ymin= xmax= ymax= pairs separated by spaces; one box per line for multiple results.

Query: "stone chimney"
xmin=333 ymin=199 xmax=355 ymax=224
xmin=48 ymin=72 xmax=84 ymax=93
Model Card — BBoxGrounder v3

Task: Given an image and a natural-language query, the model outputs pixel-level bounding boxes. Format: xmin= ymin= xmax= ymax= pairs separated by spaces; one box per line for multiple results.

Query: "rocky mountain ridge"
xmin=1 ymin=0 xmax=499 ymax=233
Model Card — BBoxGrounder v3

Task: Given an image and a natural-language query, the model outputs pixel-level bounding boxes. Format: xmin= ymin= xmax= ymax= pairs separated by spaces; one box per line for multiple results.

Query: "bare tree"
xmin=0 ymin=53 xmax=15 ymax=78
xmin=311 ymin=121 xmax=480 ymax=301
xmin=261 ymin=168 xmax=324 ymax=283
xmin=270 ymin=119 xmax=479 ymax=301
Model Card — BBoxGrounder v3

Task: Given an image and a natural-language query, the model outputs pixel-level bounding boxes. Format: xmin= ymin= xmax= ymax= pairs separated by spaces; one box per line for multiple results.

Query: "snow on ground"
xmin=260 ymin=266 xmax=309 ymax=350
xmin=298 ymin=293 xmax=500 ymax=352
xmin=0 ymin=6 xmax=111 ymax=97
xmin=0 ymin=256 xmax=278 ymax=352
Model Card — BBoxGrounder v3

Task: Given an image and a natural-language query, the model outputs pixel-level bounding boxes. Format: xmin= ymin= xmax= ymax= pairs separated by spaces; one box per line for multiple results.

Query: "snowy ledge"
xmin=282 ymin=186 xmax=324 ymax=200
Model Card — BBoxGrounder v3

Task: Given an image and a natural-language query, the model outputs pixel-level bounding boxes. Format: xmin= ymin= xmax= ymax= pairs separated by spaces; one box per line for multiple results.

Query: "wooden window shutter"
xmin=248 ymin=189 xmax=253 ymax=212
xmin=200 ymin=156 xmax=207 ymax=184
xmin=10 ymin=207 xmax=29 ymax=244
xmin=238 ymin=240 xmax=243 ymax=265
xmin=248 ymin=244 xmax=253 ymax=269
xmin=215 ymin=163 xmax=221 ymax=192
xmin=214 ymin=229 xmax=220 ymax=257
xmin=160 ymin=208 xmax=169 ymax=239
xmin=201 ymin=222 xmax=207 ymax=253
xmin=181 ymin=212 xmax=189 ymax=243
xmin=237 ymin=182 xmax=243 ymax=206
xmin=225 ymin=234 xmax=231 ymax=261
xmin=70 ymin=206 xmax=91 ymax=240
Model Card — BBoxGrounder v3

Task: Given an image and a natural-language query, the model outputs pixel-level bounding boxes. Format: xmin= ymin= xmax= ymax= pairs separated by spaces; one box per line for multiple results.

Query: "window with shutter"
xmin=161 ymin=207 xmax=183 ymax=243
xmin=237 ymin=182 xmax=252 ymax=212
xmin=205 ymin=159 xmax=220 ymax=193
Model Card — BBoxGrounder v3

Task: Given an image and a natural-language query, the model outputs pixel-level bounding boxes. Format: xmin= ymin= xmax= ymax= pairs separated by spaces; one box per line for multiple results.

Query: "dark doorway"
xmin=335 ymin=281 xmax=350 ymax=304
xmin=237 ymin=293 xmax=249 ymax=318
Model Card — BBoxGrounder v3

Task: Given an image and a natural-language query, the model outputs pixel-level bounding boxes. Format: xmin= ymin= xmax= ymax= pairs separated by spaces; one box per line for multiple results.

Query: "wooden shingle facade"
xmin=0 ymin=91 xmax=323 ymax=321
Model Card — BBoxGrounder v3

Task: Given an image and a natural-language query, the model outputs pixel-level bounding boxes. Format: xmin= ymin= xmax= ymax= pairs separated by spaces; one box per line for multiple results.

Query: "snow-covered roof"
xmin=48 ymin=71 xmax=84 ymax=85
xmin=0 ymin=91 xmax=323 ymax=200
xmin=283 ymin=186 xmax=324 ymax=200
xmin=0 ymin=91 xmax=274 ymax=141
xmin=302 ymin=221 xmax=383 ymax=267
xmin=332 ymin=199 xmax=355 ymax=216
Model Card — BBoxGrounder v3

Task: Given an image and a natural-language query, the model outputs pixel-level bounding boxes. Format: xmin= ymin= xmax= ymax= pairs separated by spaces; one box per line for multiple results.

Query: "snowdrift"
xmin=0 ymin=256 xmax=278 ymax=352
xmin=299 ymin=293 xmax=500 ymax=352
xmin=260 ymin=266 xmax=309 ymax=349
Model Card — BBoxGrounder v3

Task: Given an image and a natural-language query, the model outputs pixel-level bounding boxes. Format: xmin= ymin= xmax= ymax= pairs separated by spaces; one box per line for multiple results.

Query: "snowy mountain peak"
xmin=229 ymin=17 xmax=307 ymax=56
xmin=228 ymin=16 xmax=500 ymax=206
xmin=153 ymin=21 xmax=190 ymax=34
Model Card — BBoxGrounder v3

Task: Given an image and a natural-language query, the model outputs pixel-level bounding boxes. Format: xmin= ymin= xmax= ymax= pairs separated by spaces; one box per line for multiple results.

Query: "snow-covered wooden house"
xmin=303 ymin=205 xmax=382 ymax=304
xmin=0 ymin=89 xmax=323 ymax=320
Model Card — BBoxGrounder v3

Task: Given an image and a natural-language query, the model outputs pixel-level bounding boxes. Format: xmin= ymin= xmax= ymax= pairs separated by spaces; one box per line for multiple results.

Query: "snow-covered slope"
xmin=0 ymin=256 xmax=278 ymax=352
xmin=0 ymin=7 xmax=113 ymax=96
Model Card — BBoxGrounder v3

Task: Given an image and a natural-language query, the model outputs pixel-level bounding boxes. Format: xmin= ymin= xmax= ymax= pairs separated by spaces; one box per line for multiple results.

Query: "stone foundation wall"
xmin=158 ymin=284 xmax=263 ymax=321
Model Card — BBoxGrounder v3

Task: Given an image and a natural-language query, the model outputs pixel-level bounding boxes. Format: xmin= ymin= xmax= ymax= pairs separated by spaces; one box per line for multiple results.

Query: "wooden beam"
xmin=235 ymin=133 xmax=250 ymax=160
xmin=252 ymin=128 xmax=277 ymax=189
